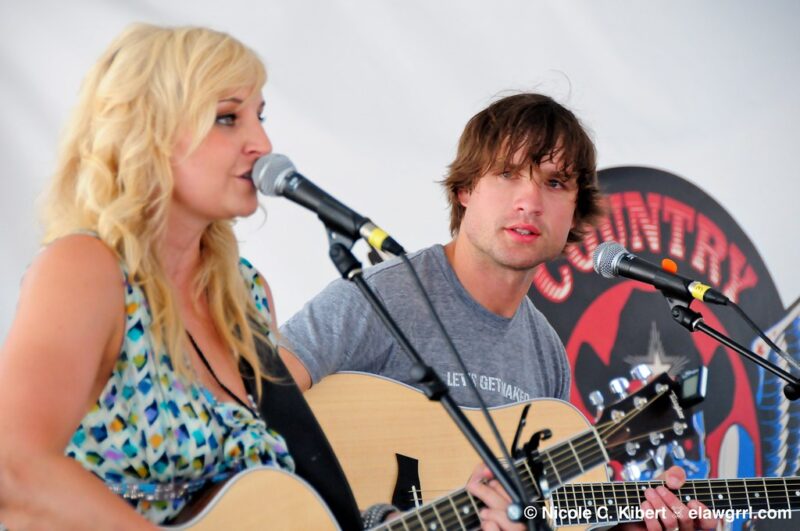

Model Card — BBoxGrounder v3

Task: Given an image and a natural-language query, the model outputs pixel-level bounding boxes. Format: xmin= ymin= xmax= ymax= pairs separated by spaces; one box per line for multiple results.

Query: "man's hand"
xmin=618 ymin=465 xmax=718 ymax=531
xmin=466 ymin=464 xmax=527 ymax=531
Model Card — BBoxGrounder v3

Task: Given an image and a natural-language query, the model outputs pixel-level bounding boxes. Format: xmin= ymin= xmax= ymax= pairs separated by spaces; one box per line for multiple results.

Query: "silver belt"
xmin=107 ymin=475 xmax=221 ymax=502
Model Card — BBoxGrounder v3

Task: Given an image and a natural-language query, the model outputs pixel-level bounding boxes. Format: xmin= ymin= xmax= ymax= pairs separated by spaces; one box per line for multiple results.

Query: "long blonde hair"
xmin=42 ymin=23 xmax=273 ymax=394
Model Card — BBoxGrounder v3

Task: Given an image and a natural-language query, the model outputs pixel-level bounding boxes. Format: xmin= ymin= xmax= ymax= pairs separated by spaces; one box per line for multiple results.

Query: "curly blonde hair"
xmin=42 ymin=23 xmax=274 ymax=394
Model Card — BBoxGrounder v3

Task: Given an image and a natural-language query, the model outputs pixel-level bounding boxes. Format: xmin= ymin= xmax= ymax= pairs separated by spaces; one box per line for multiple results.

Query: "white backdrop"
xmin=1 ymin=1 xmax=798 ymax=342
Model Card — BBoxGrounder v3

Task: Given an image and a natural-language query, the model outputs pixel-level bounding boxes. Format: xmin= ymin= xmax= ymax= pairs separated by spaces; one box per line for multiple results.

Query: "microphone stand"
xmin=326 ymin=237 xmax=547 ymax=530
xmin=663 ymin=295 xmax=800 ymax=401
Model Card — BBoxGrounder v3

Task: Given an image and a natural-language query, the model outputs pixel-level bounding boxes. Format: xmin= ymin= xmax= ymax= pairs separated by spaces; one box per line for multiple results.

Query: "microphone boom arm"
xmin=665 ymin=297 xmax=800 ymax=401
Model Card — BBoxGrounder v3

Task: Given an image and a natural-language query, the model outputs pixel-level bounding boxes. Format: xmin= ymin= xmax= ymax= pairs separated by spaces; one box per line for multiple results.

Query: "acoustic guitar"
xmin=166 ymin=465 xmax=800 ymax=530
xmin=304 ymin=371 xmax=696 ymax=509
xmin=167 ymin=371 xmax=698 ymax=529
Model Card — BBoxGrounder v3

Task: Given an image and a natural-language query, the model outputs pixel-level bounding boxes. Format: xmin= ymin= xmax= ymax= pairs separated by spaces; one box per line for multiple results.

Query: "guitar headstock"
xmin=594 ymin=368 xmax=706 ymax=465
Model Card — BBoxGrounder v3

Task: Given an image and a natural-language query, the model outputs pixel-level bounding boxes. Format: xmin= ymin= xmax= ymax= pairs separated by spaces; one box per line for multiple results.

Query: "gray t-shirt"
xmin=279 ymin=244 xmax=570 ymax=407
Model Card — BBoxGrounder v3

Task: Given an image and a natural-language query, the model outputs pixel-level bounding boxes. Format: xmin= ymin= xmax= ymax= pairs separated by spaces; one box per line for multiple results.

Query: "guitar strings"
xmin=390 ymin=437 xmax=800 ymax=527
xmin=383 ymin=462 xmax=800 ymax=529
xmin=551 ymin=477 xmax=800 ymax=510
xmin=431 ymin=388 xmax=677 ymax=503
xmin=385 ymin=386 xmax=680 ymax=529
xmin=532 ymin=388 xmax=671 ymax=487
xmin=385 ymin=442 xmax=554 ymax=530
xmin=402 ymin=426 xmax=678 ymax=504
xmin=387 ymin=467 xmax=544 ymax=530
xmin=541 ymin=385 xmax=674 ymax=479
xmin=404 ymin=471 xmax=800 ymax=528
xmin=546 ymin=388 xmax=675 ymax=477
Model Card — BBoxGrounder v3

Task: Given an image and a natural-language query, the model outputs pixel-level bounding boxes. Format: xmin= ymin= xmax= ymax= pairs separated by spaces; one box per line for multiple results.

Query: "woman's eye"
xmin=215 ymin=113 xmax=237 ymax=126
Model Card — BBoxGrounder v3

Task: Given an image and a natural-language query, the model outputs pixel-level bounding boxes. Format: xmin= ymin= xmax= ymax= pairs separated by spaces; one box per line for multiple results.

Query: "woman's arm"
xmin=0 ymin=235 xmax=156 ymax=530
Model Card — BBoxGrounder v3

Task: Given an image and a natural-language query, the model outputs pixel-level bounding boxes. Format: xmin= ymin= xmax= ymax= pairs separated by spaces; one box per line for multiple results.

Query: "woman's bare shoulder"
xmin=28 ymin=233 xmax=124 ymax=291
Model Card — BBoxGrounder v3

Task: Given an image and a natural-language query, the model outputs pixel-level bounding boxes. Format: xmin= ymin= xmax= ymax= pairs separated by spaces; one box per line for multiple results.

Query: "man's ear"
xmin=457 ymin=187 xmax=471 ymax=208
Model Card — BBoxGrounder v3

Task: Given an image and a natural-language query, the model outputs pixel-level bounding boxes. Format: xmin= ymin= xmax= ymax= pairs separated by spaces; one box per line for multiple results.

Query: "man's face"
xmin=456 ymin=150 xmax=578 ymax=273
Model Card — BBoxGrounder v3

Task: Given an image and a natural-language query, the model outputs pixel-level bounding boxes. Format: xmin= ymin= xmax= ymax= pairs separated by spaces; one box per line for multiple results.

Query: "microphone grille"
xmin=253 ymin=153 xmax=296 ymax=196
xmin=592 ymin=241 xmax=627 ymax=279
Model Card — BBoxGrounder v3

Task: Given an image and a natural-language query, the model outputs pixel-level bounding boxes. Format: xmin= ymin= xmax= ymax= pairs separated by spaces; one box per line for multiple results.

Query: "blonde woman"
xmin=0 ymin=24 xmax=522 ymax=530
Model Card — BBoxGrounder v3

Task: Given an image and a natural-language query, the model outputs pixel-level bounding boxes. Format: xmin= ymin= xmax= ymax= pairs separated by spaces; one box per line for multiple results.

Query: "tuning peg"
xmin=609 ymin=377 xmax=630 ymax=400
xmin=625 ymin=441 xmax=641 ymax=456
xmin=588 ymin=390 xmax=604 ymax=416
xmin=649 ymin=447 xmax=666 ymax=469
xmin=672 ymin=421 xmax=687 ymax=436
xmin=630 ymin=364 xmax=653 ymax=383
xmin=622 ymin=462 xmax=642 ymax=481
xmin=671 ymin=442 xmax=686 ymax=460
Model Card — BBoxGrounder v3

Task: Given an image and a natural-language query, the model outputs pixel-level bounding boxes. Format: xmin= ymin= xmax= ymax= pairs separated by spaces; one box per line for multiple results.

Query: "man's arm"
xmin=279 ymin=277 xmax=394 ymax=389
xmin=279 ymin=346 xmax=313 ymax=391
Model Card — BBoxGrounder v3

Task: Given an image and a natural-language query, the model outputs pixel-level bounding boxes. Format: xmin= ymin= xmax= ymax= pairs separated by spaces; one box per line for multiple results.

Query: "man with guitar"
xmin=279 ymin=93 xmax=718 ymax=530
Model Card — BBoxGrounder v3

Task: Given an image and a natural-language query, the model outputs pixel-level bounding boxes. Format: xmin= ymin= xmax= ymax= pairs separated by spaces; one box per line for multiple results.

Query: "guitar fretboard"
xmin=379 ymin=472 xmax=800 ymax=529
xmin=535 ymin=428 xmax=607 ymax=493
xmin=550 ymin=477 xmax=800 ymax=527
xmin=378 ymin=429 xmax=607 ymax=530
xmin=379 ymin=380 xmax=685 ymax=529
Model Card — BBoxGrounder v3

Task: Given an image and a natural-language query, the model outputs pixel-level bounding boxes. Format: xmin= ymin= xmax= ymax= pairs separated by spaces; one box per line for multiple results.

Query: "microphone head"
xmin=253 ymin=153 xmax=296 ymax=196
xmin=592 ymin=241 xmax=628 ymax=279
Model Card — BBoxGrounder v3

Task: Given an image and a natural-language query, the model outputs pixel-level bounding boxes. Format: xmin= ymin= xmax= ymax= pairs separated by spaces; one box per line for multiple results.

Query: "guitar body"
xmin=165 ymin=467 xmax=340 ymax=531
xmin=305 ymin=372 xmax=608 ymax=509
xmin=164 ymin=372 xmax=694 ymax=530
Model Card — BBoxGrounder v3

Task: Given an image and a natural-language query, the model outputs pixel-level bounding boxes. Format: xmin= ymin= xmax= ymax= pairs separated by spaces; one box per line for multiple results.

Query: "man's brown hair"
xmin=443 ymin=93 xmax=603 ymax=243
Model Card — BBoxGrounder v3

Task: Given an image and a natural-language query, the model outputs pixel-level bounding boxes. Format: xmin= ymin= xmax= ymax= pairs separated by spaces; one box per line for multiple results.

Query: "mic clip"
xmin=325 ymin=226 xmax=357 ymax=251
xmin=664 ymin=297 xmax=702 ymax=331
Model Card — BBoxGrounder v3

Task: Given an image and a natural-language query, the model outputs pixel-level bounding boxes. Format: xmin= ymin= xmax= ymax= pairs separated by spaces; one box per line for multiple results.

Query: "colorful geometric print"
xmin=65 ymin=258 xmax=294 ymax=524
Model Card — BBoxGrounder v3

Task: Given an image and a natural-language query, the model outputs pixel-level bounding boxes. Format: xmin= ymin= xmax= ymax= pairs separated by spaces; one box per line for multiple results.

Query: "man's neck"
xmin=442 ymin=239 xmax=536 ymax=319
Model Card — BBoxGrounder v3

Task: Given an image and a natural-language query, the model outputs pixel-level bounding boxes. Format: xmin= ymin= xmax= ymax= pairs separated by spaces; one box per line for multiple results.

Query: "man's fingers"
xmin=663 ymin=465 xmax=687 ymax=490
xmin=640 ymin=500 xmax=661 ymax=531
xmin=644 ymin=487 xmax=680 ymax=531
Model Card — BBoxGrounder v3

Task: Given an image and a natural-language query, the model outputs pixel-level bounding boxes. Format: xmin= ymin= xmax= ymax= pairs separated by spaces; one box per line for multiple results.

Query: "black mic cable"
xmin=397 ymin=253 xmax=536 ymax=522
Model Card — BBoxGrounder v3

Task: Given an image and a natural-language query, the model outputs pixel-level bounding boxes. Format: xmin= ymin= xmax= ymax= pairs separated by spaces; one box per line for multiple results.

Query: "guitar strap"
xmin=241 ymin=339 xmax=363 ymax=531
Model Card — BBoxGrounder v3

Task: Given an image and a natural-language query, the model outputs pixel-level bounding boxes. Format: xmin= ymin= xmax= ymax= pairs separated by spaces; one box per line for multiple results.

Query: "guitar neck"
xmin=535 ymin=427 xmax=608 ymax=493
xmin=380 ymin=473 xmax=800 ymax=530
xmin=551 ymin=476 xmax=800 ymax=527
xmin=376 ymin=431 xmax=607 ymax=531
xmin=375 ymin=482 xmax=483 ymax=530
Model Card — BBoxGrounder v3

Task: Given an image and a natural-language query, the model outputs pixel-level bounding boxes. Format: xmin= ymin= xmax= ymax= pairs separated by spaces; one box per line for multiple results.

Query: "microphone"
xmin=253 ymin=153 xmax=405 ymax=256
xmin=592 ymin=241 xmax=729 ymax=305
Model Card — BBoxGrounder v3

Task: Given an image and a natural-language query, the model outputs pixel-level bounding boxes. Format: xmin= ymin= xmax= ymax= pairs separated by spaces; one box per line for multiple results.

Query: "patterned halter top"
xmin=64 ymin=257 xmax=294 ymax=524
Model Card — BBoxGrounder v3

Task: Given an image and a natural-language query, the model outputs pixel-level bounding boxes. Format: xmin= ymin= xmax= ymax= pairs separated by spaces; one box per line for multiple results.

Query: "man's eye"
xmin=500 ymin=171 xmax=514 ymax=179
xmin=215 ymin=113 xmax=237 ymax=126
xmin=548 ymin=179 xmax=564 ymax=189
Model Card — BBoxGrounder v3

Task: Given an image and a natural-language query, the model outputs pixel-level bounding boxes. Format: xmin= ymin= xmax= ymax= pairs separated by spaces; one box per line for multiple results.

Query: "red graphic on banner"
xmin=565 ymin=282 xmax=761 ymax=477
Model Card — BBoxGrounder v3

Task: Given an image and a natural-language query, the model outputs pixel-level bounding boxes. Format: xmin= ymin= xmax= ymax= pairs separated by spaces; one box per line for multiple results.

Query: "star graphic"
xmin=624 ymin=322 xmax=688 ymax=377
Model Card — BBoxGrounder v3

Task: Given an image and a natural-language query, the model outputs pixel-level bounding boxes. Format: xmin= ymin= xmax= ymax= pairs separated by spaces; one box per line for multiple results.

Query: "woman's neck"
xmin=160 ymin=213 xmax=207 ymax=295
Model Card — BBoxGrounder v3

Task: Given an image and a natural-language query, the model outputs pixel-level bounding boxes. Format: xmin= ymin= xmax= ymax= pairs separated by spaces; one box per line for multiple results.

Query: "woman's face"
xmin=170 ymin=87 xmax=270 ymax=227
